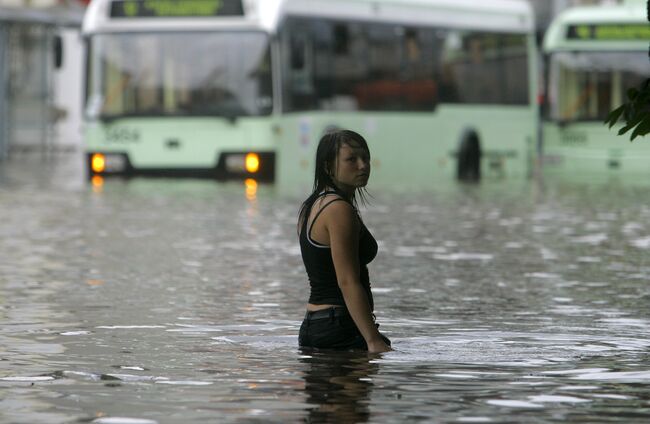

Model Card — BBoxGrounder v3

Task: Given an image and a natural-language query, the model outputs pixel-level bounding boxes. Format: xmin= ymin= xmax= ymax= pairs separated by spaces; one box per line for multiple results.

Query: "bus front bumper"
xmin=86 ymin=151 xmax=276 ymax=182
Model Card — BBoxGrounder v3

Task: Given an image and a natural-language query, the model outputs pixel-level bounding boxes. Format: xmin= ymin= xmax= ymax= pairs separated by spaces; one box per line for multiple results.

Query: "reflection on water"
xmin=1 ymin=154 xmax=650 ymax=423
xmin=301 ymin=351 xmax=377 ymax=423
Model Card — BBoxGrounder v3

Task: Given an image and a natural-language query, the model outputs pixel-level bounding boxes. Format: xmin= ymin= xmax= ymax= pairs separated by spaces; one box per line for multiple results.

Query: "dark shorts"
xmin=298 ymin=307 xmax=391 ymax=351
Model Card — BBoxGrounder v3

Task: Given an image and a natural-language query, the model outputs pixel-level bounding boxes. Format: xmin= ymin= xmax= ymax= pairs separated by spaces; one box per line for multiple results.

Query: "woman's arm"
xmin=324 ymin=201 xmax=391 ymax=353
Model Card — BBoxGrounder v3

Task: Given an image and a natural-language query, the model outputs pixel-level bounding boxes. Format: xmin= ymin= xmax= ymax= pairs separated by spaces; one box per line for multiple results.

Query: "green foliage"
xmin=604 ymin=1 xmax=649 ymax=141
xmin=605 ymin=78 xmax=650 ymax=141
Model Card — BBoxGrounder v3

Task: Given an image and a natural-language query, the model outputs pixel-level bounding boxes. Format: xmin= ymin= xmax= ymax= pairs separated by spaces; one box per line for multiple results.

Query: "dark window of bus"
xmin=357 ymin=23 xmax=401 ymax=110
xmin=550 ymin=52 xmax=648 ymax=122
xmin=440 ymin=31 xmax=528 ymax=105
xmin=327 ymin=21 xmax=366 ymax=111
xmin=398 ymin=27 xmax=439 ymax=110
xmin=89 ymin=32 xmax=272 ymax=119
xmin=284 ymin=18 xmax=367 ymax=112
xmin=500 ymin=34 xmax=529 ymax=105
xmin=561 ymin=68 xmax=612 ymax=121
xmin=312 ymin=20 xmax=335 ymax=108
xmin=290 ymin=36 xmax=306 ymax=70
xmin=250 ymin=47 xmax=273 ymax=115
xmin=333 ymin=24 xmax=349 ymax=55
xmin=285 ymin=20 xmax=440 ymax=112
xmin=284 ymin=19 xmax=317 ymax=111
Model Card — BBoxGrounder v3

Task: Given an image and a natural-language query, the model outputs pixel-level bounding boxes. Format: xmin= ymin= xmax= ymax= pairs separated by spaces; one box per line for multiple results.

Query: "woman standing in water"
xmin=298 ymin=129 xmax=391 ymax=353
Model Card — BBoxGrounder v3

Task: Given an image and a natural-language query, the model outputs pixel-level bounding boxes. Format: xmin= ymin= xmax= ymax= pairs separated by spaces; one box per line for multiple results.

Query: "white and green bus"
xmin=83 ymin=0 xmax=537 ymax=185
xmin=541 ymin=0 xmax=650 ymax=175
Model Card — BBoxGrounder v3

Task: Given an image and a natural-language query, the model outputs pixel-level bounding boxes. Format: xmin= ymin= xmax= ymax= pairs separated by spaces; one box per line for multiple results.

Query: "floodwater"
xmin=1 ymin=154 xmax=650 ymax=424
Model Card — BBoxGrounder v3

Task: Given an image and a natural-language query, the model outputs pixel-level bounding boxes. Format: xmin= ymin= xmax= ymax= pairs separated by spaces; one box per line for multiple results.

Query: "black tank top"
xmin=299 ymin=193 xmax=378 ymax=309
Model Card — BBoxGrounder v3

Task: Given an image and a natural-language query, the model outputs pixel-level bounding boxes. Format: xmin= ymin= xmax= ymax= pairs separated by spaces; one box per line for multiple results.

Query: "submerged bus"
xmin=83 ymin=0 xmax=537 ymax=185
xmin=542 ymin=0 xmax=650 ymax=175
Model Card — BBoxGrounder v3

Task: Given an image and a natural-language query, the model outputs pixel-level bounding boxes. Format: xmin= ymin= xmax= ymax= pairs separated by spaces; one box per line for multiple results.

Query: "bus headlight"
xmin=90 ymin=153 xmax=127 ymax=173
xmin=91 ymin=153 xmax=106 ymax=173
xmin=219 ymin=151 xmax=275 ymax=181
xmin=245 ymin=153 xmax=260 ymax=173
xmin=225 ymin=152 xmax=261 ymax=174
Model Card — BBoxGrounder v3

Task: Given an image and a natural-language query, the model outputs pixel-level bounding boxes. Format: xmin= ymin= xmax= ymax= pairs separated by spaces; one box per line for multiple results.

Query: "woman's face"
xmin=331 ymin=142 xmax=371 ymax=192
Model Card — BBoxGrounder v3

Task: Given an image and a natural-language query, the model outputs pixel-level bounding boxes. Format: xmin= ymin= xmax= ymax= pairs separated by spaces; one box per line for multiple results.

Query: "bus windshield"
xmin=548 ymin=51 xmax=648 ymax=123
xmin=86 ymin=32 xmax=273 ymax=120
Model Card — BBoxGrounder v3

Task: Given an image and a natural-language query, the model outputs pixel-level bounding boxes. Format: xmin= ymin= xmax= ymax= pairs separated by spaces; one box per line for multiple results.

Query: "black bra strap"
xmin=307 ymin=197 xmax=347 ymax=244
xmin=300 ymin=191 xmax=336 ymax=232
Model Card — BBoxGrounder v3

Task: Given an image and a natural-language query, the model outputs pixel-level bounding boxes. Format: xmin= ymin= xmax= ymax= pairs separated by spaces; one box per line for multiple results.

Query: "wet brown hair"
xmin=298 ymin=129 xmax=370 ymax=228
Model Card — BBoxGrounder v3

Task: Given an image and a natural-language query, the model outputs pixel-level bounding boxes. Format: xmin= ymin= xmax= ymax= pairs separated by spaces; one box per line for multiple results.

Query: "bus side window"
xmin=333 ymin=24 xmax=349 ymax=55
xmin=290 ymin=33 xmax=314 ymax=95
xmin=287 ymin=28 xmax=316 ymax=110
xmin=291 ymin=35 xmax=306 ymax=70
xmin=441 ymin=30 xmax=527 ymax=105
xmin=402 ymin=28 xmax=421 ymax=71
xmin=400 ymin=27 xmax=439 ymax=110
xmin=357 ymin=23 xmax=401 ymax=110
xmin=326 ymin=21 xmax=363 ymax=111
xmin=499 ymin=34 xmax=529 ymax=105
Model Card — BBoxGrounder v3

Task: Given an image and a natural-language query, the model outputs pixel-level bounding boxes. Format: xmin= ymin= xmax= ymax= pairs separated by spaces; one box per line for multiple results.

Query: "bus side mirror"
xmin=53 ymin=35 xmax=63 ymax=69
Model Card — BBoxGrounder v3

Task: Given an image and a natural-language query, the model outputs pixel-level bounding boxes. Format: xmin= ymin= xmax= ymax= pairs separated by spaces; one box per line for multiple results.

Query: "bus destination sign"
xmin=567 ymin=24 xmax=650 ymax=41
xmin=110 ymin=0 xmax=244 ymax=18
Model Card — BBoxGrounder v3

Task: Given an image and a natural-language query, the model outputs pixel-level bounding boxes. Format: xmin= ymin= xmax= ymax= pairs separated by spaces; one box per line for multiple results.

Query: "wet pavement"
xmin=1 ymin=153 xmax=649 ymax=423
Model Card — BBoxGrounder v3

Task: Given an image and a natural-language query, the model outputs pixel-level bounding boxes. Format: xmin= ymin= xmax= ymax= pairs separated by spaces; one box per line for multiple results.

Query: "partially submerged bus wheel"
xmin=456 ymin=130 xmax=482 ymax=182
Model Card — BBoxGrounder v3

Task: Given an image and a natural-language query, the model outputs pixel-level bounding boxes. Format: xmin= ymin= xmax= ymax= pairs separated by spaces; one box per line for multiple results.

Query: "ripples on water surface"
xmin=1 ymin=155 xmax=650 ymax=423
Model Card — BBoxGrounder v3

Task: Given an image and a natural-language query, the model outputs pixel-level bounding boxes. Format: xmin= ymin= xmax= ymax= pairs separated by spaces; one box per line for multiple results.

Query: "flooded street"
xmin=1 ymin=153 xmax=650 ymax=423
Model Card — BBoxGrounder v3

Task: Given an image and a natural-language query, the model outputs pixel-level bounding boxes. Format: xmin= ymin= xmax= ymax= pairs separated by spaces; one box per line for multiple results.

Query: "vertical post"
xmin=0 ymin=25 xmax=6 ymax=161
xmin=41 ymin=24 xmax=52 ymax=160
